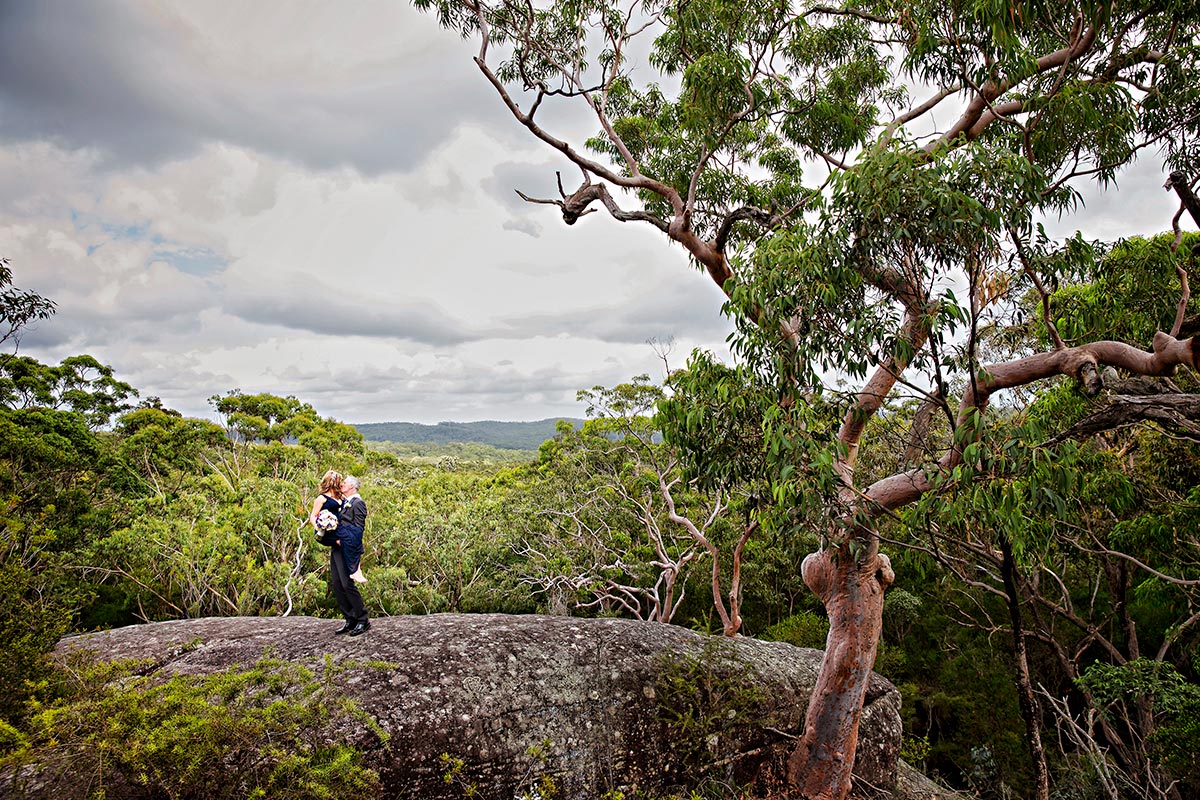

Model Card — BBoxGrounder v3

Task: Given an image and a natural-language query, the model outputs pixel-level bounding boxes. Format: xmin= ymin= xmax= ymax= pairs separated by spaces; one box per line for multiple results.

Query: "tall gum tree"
xmin=412 ymin=1 xmax=1200 ymax=797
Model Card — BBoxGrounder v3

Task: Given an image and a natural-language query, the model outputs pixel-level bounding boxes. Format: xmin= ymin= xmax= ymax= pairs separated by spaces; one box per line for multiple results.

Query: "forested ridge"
xmin=354 ymin=418 xmax=583 ymax=450
xmin=2 ymin=232 xmax=1200 ymax=799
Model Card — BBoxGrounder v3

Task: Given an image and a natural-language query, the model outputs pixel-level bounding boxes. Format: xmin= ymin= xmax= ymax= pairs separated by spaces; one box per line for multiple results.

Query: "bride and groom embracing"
xmin=309 ymin=469 xmax=371 ymax=636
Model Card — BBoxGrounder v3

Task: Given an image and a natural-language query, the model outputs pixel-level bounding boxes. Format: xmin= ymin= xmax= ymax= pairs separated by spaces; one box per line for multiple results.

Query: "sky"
xmin=1 ymin=1 xmax=1192 ymax=425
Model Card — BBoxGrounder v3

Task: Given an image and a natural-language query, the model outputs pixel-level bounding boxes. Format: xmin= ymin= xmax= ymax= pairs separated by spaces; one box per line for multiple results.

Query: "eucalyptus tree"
xmin=518 ymin=383 xmax=709 ymax=623
xmin=0 ymin=355 xmax=137 ymax=430
xmin=904 ymin=233 xmax=1200 ymax=799
xmin=520 ymin=376 xmax=762 ymax=633
xmin=413 ymin=0 xmax=1200 ymax=796
xmin=0 ymin=257 xmax=54 ymax=349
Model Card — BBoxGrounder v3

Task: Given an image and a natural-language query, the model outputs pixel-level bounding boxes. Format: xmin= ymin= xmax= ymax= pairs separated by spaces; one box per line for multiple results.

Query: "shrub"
xmin=1 ymin=652 xmax=383 ymax=800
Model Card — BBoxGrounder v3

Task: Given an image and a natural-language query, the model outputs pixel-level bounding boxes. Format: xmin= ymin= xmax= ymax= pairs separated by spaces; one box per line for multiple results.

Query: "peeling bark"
xmin=1047 ymin=393 xmax=1200 ymax=443
xmin=787 ymin=547 xmax=895 ymax=800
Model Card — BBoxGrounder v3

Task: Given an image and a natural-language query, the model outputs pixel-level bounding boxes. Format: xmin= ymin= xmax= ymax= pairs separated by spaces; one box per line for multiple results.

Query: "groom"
xmin=331 ymin=475 xmax=370 ymax=636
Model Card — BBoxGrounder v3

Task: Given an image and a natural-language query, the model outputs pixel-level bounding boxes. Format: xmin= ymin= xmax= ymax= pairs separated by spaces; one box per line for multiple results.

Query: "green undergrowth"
xmin=0 ymin=650 xmax=385 ymax=800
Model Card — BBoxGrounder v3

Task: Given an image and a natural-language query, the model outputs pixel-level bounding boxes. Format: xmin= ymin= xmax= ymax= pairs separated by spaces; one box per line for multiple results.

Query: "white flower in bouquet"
xmin=316 ymin=509 xmax=340 ymax=531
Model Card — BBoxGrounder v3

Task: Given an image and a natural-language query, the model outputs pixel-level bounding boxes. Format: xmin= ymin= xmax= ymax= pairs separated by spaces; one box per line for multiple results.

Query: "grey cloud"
xmin=274 ymin=358 xmax=599 ymax=423
xmin=363 ymin=355 xmax=664 ymax=423
xmin=486 ymin=160 xmax=585 ymax=239
xmin=13 ymin=247 xmax=221 ymax=349
xmin=496 ymin=258 xmax=563 ymax=277
xmin=401 ymin=169 xmax=469 ymax=206
xmin=225 ymin=292 xmax=481 ymax=346
xmin=483 ymin=161 xmax=566 ymax=213
xmin=0 ymin=1 xmax=509 ymax=175
xmin=0 ymin=3 xmax=192 ymax=164
xmin=118 ymin=359 xmax=237 ymax=417
xmin=22 ymin=307 xmax=209 ymax=351
xmin=497 ymin=270 xmax=732 ymax=344
xmin=10 ymin=318 xmax=72 ymax=350
xmin=1041 ymin=163 xmax=1185 ymax=240
xmin=502 ymin=218 xmax=542 ymax=238
xmin=281 ymin=355 xmax=584 ymax=399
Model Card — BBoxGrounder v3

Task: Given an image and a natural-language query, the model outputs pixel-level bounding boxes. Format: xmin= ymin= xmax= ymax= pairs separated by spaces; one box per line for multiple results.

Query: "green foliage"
xmin=0 ymin=560 xmax=75 ymax=733
xmin=0 ymin=351 xmax=135 ymax=726
xmin=658 ymin=352 xmax=769 ymax=495
xmin=1049 ymin=232 xmax=1200 ymax=346
xmin=882 ymin=588 xmax=923 ymax=644
xmin=440 ymin=751 xmax=479 ymax=798
xmin=0 ymin=354 xmax=137 ymax=429
xmin=886 ymin=610 xmax=1033 ymax=795
xmin=368 ymin=462 xmax=528 ymax=615
xmin=2 ymin=653 xmax=381 ymax=800
xmin=1078 ymin=659 xmax=1200 ymax=785
xmin=517 ymin=379 xmax=706 ymax=620
xmin=117 ymin=407 xmax=228 ymax=498
xmin=0 ymin=257 xmax=55 ymax=350
xmin=899 ymin=733 xmax=931 ymax=766
xmin=365 ymin=439 xmax=538 ymax=465
xmin=758 ymin=612 xmax=829 ymax=650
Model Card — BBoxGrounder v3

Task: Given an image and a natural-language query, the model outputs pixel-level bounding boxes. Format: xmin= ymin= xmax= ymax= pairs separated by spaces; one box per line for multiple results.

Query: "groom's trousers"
xmin=330 ymin=546 xmax=368 ymax=624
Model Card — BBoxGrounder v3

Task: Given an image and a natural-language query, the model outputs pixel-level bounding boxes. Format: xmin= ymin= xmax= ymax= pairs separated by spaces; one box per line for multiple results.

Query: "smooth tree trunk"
xmin=787 ymin=543 xmax=895 ymax=800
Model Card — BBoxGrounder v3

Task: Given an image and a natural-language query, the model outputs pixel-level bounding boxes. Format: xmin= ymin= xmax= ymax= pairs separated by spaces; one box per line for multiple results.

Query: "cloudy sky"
xmin=1 ymin=1 xmax=1191 ymax=424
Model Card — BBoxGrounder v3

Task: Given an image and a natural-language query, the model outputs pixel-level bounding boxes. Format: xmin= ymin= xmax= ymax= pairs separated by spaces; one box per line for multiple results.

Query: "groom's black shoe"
xmin=334 ymin=621 xmax=355 ymax=635
xmin=348 ymin=621 xmax=371 ymax=637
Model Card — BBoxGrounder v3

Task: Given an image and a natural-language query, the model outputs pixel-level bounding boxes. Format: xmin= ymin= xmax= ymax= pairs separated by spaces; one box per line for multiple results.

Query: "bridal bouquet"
xmin=315 ymin=509 xmax=340 ymax=531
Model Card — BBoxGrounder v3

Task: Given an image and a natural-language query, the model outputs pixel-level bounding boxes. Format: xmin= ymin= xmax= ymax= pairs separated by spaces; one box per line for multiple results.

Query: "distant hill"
xmin=353 ymin=418 xmax=583 ymax=451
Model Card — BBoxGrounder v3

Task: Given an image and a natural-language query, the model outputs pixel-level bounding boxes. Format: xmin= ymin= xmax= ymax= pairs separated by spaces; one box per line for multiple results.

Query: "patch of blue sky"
xmin=71 ymin=209 xmax=162 ymax=254
xmin=69 ymin=210 xmax=227 ymax=275
xmin=103 ymin=221 xmax=155 ymax=242
xmin=155 ymin=247 xmax=227 ymax=277
xmin=71 ymin=209 xmax=157 ymax=242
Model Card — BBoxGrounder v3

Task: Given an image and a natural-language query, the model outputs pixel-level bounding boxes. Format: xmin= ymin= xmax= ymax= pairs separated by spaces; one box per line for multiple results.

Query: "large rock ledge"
xmin=56 ymin=614 xmax=904 ymax=799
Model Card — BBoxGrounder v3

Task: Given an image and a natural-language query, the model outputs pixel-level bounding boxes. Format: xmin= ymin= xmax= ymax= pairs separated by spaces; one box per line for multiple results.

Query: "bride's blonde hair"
xmin=318 ymin=470 xmax=343 ymax=496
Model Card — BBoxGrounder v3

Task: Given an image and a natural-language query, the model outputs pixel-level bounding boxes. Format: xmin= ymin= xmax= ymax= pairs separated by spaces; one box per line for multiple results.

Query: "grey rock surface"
xmin=893 ymin=761 xmax=965 ymax=800
xmin=57 ymin=614 xmax=903 ymax=798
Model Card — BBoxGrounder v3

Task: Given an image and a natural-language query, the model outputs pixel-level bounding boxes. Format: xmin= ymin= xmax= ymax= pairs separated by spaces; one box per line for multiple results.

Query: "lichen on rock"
xmin=54 ymin=614 xmax=904 ymax=799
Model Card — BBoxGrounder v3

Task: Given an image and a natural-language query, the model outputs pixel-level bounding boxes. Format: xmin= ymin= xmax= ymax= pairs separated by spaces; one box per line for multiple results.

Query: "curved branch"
xmin=476 ymin=43 xmax=733 ymax=289
xmin=714 ymin=205 xmax=784 ymax=253
xmin=1165 ymin=171 xmax=1199 ymax=336
xmin=884 ymin=85 xmax=961 ymax=141
xmin=1074 ymin=539 xmax=1200 ymax=590
xmin=926 ymin=21 xmax=1100 ymax=152
xmin=1045 ymin=393 xmax=1200 ymax=444
xmin=865 ymin=333 xmax=1200 ymax=511
xmin=657 ymin=472 xmax=736 ymax=633
xmin=1157 ymin=610 xmax=1200 ymax=661
xmin=471 ymin=55 xmax=680 ymax=207
xmin=1008 ymin=223 xmax=1067 ymax=349
xmin=516 ymin=176 xmax=670 ymax=232
xmin=966 ymin=99 xmax=1026 ymax=140
xmin=838 ymin=304 xmax=933 ymax=480
xmin=1165 ymin=170 xmax=1200 ymax=229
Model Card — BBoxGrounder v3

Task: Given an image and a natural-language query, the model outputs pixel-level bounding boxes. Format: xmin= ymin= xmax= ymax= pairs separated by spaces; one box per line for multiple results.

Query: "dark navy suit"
xmin=330 ymin=495 xmax=368 ymax=625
